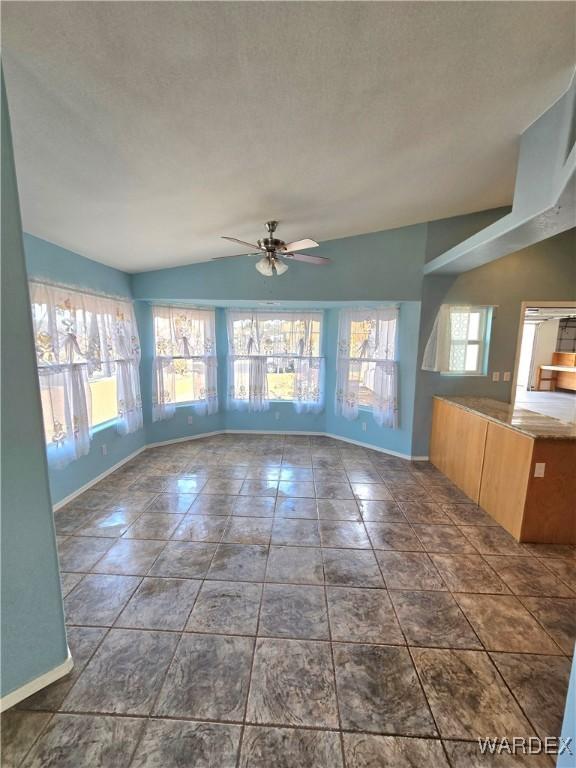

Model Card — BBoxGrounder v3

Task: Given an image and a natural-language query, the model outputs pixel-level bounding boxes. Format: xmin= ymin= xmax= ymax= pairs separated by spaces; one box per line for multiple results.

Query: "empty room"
xmin=1 ymin=2 xmax=576 ymax=766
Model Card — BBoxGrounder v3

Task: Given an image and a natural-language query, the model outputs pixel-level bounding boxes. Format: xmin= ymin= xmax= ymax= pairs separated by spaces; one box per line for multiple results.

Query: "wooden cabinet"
xmin=430 ymin=399 xmax=488 ymax=503
xmin=522 ymin=439 xmax=576 ymax=543
xmin=430 ymin=398 xmax=576 ymax=544
xmin=479 ymin=423 xmax=533 ymax=539
xmin=555 ymin=351 xmax=576 ymax=391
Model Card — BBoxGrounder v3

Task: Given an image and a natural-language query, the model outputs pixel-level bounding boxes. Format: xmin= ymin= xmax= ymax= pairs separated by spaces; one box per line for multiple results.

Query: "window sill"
xmin=174 ymin=400 xmax=214 ymax=409
xmin=439 ymin=372 xmax=488 ymax=378
xmin=92 ymin=418 xmax=119 ymax=434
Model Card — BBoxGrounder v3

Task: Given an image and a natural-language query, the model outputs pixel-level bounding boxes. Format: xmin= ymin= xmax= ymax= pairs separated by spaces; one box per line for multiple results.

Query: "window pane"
xmin=265 ymin=356 xmax=292 ymax=400
xmin=467 ymin=312 xmax=481 ymax=341
xmin=464 ymin=343 xmax=480 ymax=372
xmin=350 ymin=319 xmax=375 ymax=358
xmin=154 ymin=314 xmax=172 ymax=355
xmin=172 ymin=359 xmax=207 ymax=403
xmin=89 ymin=375 xmax=118 ymax=426
xmin=450 ymin=311 xmax=469 ymax=341
xmin=449 ymin=341 xmax=467 ymax=372
xmin=254 ymin=316 xmax=321 ymax=357
xmin=348 ymin=360 xmax=378 ymax=408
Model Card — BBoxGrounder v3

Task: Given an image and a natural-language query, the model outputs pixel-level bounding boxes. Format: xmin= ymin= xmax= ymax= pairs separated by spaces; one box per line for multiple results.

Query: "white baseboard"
xmin=146 ymin=430 xmax=223 ymax=449
xmin=148 ymin=428 xmax=423 ymax=461
xmin=0 ymin=648 xmax=73 ymax=712
xmin=53 ymin=429 xmax=429 ymax=511
xmin=323 ymin=432 xmax=428 ymax=461
xmin=52 ymin=447 xmax=147 ymax=511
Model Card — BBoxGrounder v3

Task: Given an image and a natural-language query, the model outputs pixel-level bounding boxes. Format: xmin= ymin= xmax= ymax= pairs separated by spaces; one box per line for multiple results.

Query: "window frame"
xmin=152 ymin=305 xmax=217 ymax=410
xmin=227 ymin=310 xmax=325 ymax=406
xmin=440 ymin=306 xmax=493 ymax=377
xmin=335 ymin=306 xmax=399 ymax=428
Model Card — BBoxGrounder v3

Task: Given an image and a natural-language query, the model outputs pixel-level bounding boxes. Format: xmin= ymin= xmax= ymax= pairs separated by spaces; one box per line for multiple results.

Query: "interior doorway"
xmin=513 ymin=303 xmax=576 ymax=423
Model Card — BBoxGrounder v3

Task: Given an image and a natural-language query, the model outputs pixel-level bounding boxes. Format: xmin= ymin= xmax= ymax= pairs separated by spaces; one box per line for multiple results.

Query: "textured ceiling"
xmin=2 ymin=1 xmax=575 ymax=271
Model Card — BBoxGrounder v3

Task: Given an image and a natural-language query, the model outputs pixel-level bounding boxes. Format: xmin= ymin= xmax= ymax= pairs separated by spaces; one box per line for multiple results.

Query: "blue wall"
xmin=24 ymin=234 xmax=146 ymax=504
xmin=1 ymin=75 xmax=68 ymax=699
xmin=24 ymin=222 xmax=430 ymax=504
xmin=24 ymin=219 xmax=576 ymax=502
xmin=131 ymin=224 xmax=427 ymax=303
xmin=130 ymin=223 xmax=429 ymax=457
xmin=25 ymin=234 xmax=132 ymax=297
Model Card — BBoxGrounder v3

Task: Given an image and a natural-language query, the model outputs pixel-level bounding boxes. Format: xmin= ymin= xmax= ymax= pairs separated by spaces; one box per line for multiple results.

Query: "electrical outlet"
xmin=503 ymin=371 xmax=511 ymax=382
xmin=361 ymin=422 xmax=367 ymax=432
xmin=534 ymin=463 xmax=546 ymax=478
xmin=101 ymin=444 xmax=107 ymax=456
xmin=492 ymin=371 xmax=500 ymax=382
xmin=275 ymin=412 xmax=280 ymax=421
xmin=187 ymin=415 xmax=194 ymax=425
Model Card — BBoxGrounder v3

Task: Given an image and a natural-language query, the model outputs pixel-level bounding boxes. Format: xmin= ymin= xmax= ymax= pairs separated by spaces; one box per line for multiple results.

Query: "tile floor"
xmin=3 ymin=434 xmax=575 ymax=767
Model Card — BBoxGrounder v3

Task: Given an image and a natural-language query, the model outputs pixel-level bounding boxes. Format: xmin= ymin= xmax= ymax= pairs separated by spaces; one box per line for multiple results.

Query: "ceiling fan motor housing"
xmin=258 ymin=237 xmax=285 ymax=253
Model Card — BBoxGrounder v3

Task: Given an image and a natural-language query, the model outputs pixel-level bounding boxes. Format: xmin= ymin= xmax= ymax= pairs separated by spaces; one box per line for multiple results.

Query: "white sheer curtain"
xmin=293 ymin=356 xmax=324 ymax=414
xmin=152 ymin=306 xmax=218 ymax=421
xmin=422 ymin=305 xmax=492 ymax=374
xmin=421 ymin=304 xmax=452 ymax=372
xmin=227 ymin=311 xmax=269 ymax=412
xmin=335 ymin=306 xmax=399 ymax=428
xmin=227 ymin=310 xmax=324 ymax=413
xmin=30 ymin=281 xmax=143 ymax=468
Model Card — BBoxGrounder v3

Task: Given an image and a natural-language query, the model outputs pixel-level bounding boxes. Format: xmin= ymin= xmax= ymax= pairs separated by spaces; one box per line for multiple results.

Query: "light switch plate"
xmin=534 ymin=462 xmax=546 ymax=478
xmin=492 ymin=371 xmax=500 ymax=382
xmin=503 ymin=371 xmax=511 ymax=382
xmin=187 ymin=416 xmax=194 ymax=425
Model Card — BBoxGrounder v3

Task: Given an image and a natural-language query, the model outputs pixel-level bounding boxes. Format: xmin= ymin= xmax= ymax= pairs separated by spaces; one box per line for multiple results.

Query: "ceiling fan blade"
xmin=221 ymin=236 xmax=264 ymax=252
xmin=283 ymin=238 xmax=319 ymax=253
xmin=282 ymin=252 xmax=330 ymax=265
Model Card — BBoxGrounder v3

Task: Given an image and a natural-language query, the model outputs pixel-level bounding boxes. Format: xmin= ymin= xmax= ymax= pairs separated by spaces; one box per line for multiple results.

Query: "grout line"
xmin=10 ymin=711 xmax=55 ymax=768
xmin=235 ymin=462 xmax=276 ymax=766
xmin=322 ymin=565 xmax=347 ymax=768
xmin=42 ymin=434 xmax=576 ymax=765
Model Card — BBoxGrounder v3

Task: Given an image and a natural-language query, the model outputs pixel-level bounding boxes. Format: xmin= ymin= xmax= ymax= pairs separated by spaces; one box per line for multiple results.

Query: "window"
xmin=30 ymin=281 xmax=143 ymax=468
xmin=422 ymin=305 xmax=493 ymax=375
xmin=227 ymin=311 xmax=324 ymax=413
xmin=335 ymin=306 xmax=399 ymax=428
xmin=152 ymin=306 xmax=218 ymax=421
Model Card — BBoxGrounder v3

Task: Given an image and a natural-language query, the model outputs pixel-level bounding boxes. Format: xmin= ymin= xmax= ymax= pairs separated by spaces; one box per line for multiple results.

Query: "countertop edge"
xmin=433 ymin=396 xmax=576 ymax=441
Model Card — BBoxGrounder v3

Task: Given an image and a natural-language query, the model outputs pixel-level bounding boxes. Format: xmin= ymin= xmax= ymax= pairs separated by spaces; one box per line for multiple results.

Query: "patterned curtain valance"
xmin=30 ymin=281 xmax=140 ymax=374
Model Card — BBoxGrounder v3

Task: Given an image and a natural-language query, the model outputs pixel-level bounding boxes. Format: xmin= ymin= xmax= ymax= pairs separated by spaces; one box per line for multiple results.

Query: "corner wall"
xmin=1 ymin=75 xmax=68 ymax=700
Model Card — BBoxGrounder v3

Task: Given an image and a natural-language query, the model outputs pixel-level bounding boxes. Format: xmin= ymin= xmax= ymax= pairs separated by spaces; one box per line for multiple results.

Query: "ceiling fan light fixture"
xmin=255 ymin=257 xmax=274 ymax=277
xmin=274 ymin=259 xmax=289 ymax=276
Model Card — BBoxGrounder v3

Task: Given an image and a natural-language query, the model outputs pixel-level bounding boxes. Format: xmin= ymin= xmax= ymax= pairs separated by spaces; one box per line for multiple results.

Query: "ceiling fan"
xmin=216 ymin=221 xmax=330 ymax=276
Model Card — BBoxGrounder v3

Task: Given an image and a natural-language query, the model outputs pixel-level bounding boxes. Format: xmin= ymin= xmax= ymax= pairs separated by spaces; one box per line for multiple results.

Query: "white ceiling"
xmin=2 ymin=1 xmax=575 ymax=272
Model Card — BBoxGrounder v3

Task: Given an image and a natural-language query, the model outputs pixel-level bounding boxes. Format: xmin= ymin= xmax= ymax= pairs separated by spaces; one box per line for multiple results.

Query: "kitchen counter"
xmin=434 ymin=395 xmax=576 ymax=440
xmin=430 ymin=396 xmax=576 ymax=543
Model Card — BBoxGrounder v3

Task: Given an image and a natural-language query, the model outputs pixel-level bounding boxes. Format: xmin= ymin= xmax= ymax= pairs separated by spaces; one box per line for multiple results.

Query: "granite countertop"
xmin=434 ymin=396 xmax=576 ymax=440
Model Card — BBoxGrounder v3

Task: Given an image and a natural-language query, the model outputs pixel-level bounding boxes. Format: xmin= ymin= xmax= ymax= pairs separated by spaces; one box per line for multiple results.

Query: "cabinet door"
xmin=479 ymin=422 xmax=533 ymax=539
xmin=430 ymin=400 xmax=487 ymax=503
